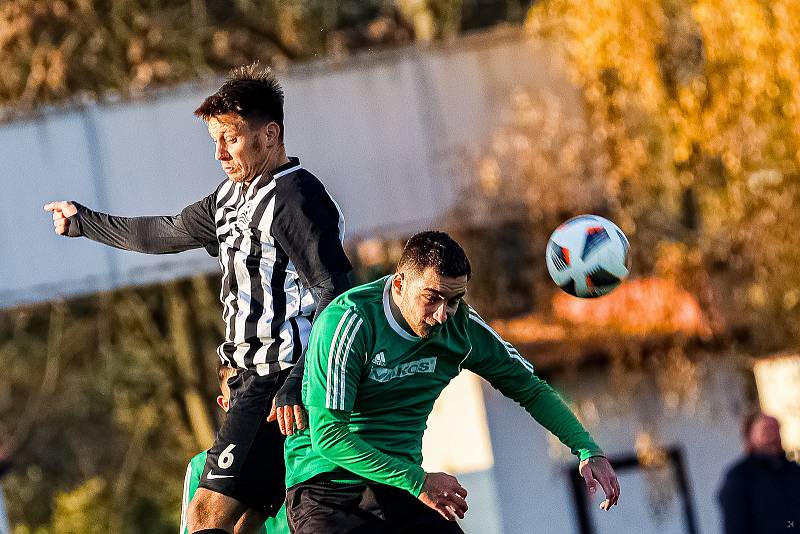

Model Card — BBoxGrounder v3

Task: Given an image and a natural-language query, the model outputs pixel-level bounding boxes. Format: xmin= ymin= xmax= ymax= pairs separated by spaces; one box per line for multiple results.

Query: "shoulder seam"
xmin=467 ymin=312 xmax=535 ymax=373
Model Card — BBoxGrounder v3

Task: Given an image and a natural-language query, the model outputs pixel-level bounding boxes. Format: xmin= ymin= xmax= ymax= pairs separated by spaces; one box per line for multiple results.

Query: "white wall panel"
xmin=1 ymin=30 xmax=575 ymax=307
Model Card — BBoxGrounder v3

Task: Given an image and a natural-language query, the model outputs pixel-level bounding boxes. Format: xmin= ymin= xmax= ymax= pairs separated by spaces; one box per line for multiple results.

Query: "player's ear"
xmin=265 ymin=122 xmax=281 ymax=145
xmin=392 ymin=273 xmax=404 ymax=294
xmin=216 ymin=395 xmax=229 ymax=411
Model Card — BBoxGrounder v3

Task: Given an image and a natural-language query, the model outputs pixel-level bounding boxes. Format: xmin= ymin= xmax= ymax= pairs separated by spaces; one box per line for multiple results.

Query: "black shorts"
xmin=198 ymin=367 xmax=290 ymax=516
xmin=286 ymin=474 xmax=465 ymax=534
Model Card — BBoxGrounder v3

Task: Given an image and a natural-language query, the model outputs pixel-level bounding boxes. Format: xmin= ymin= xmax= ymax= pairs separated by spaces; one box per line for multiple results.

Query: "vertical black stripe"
xmin=240 ymin=237 xmax=265 ymax=369
xmin=216 ymin=189 xmax=239 ymax=368
xmin=216 ymin=181 xmax=238 ymax=208
xmin=265 ymin=245 xmax=290 ymax=363
xmin=240 ymin=188 xmax=278 ymax=368
xmin=289 ymin=317 xmax=302 ymax=364
xmin=221 ymin=189 xmax=249 ymax=365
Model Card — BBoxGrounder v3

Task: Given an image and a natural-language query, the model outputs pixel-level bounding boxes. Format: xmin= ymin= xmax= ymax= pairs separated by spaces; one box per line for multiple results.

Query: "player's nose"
xmin=432 ymin=303 xmax=447 ymax=324
xmin=215 ymin=143 xmax=229 ymax=161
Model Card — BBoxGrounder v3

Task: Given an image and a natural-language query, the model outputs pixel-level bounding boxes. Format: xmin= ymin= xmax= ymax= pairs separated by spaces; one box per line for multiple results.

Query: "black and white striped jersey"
xmin=212 ymin=158 xmax=348 ymax=373
xmin=71 ymin=157 xmax=352 ymax=375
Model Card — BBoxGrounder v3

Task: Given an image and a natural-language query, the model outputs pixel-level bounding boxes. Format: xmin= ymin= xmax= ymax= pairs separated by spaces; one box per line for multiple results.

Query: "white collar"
xmin=382 ymin=276 xmax=419 ymax=341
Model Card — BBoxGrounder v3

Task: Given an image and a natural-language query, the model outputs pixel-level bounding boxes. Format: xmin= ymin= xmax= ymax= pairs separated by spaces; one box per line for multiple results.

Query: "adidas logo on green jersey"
xmin=368 ymin=357 xmax=437 ymax=383
xmin=371 ymin=352 xmax=386 ymax=366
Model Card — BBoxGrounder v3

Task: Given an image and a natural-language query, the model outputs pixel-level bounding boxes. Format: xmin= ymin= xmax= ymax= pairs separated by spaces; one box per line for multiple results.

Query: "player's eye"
xmin=423 ymin=294 xmax=436 ymax=303
xmin=225 ymin=137 xmax=237 ymax=144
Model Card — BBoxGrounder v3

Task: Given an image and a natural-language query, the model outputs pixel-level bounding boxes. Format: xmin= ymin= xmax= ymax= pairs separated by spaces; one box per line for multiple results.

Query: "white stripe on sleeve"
xmin=337 ymin=317 xmax=364 ymax=410
xmin=468 ymin=311 xmax=535 ymax=373
xmin=325 ymin=310 xmax=354 ymax=408
xmin=329 ymin=312 xmax=359 ymax=409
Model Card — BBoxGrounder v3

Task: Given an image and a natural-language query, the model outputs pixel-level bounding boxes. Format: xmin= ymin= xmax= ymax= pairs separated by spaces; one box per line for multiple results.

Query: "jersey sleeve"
xmin=304 ymin=305 xmax=368 ymax=412
xmin=271 ymin=174 xmax=352 ymax=289
xmin=69 ymin=192 xmax=218 ymax=256
xmin=302 ymin=305 xmax=426 ymax=495
xmin=178 ymin=192 xmax=219 ymax=256
xmin=179 ymin=461 xmax=192 ymax=534
xmin=463 ymin=308 xmax=604 ymax=462
xmin=308 ymin=407 xmax=427 ymax=496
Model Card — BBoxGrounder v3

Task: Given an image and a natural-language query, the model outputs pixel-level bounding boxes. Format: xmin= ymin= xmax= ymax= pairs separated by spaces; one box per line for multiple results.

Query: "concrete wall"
xmin=1 ymin=29 xmax=577 ymax=308
xmin=478 ymin=358 xmax=748 ymax=534
xmin=420 ymin=358 xmax=749 ymax=533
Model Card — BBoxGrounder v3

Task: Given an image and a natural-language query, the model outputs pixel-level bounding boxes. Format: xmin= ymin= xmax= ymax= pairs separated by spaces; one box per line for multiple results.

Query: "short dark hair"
xmin=195 ymin=63 xmax=284 ymax=138
xmin=397 ymin=231 xmax=471 ymax=279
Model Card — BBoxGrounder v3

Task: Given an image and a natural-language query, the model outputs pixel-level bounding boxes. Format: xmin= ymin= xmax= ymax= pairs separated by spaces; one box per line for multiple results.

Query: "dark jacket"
xmin=717 ymin=454 xmax=800 ymax=534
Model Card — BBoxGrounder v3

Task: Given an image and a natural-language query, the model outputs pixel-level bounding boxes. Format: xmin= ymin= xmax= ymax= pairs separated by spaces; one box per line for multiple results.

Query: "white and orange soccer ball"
xmin=545 ymin=215 xmax=631 ymax=298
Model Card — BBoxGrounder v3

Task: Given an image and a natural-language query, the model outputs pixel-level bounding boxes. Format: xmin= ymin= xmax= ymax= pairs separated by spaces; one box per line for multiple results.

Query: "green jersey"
xmin=284 ymin=276 xmax=603 ymax=496
xmin=180 ymin=451 xmax=289 ymax=534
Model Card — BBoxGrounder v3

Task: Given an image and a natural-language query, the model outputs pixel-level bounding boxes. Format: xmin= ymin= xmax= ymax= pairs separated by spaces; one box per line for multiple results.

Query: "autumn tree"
xmin=469 ymin=0 xmax=800 ymax=350
xmin=0 ymin=275 xmax=225 ymax=532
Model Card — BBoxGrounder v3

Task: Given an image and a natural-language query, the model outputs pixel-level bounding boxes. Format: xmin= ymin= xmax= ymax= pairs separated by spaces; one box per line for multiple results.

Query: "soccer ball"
xmin=545 ymin=215 xmax=631 ymax=298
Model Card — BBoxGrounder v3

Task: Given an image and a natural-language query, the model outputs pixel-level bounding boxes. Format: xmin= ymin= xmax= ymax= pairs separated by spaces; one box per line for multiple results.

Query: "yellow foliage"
xmin=516 ymin=0 xmax=800 ymax=348
xmin=51 ymin=478 xmax=110 ymax=534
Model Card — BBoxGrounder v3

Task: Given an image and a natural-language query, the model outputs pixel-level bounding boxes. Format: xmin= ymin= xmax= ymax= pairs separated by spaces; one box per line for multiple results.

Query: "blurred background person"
xmin=717 ymin=412 xmax=800 ymax=534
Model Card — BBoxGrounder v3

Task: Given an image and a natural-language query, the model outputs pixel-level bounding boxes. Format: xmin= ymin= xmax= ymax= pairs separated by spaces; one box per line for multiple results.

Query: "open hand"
xmin=579 ymin=456 xmax=620 ymax=510
xmin=267 ymin=374 xmax=307 ymax=435
xmin=267 ymin=399 xmax=307 ymax=436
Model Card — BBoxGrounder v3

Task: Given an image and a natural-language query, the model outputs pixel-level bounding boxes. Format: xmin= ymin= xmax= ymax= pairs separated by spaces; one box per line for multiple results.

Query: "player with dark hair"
xmin=44 ymin=63 xmax=352 ymax=534
xmin=284 ymin=230 xmax=619 ymax=533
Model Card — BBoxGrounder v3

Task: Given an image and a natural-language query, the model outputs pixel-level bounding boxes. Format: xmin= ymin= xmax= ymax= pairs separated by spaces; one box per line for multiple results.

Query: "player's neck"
xmin=245 ymin=152 xmax=291 ymax=189
xmin=388 ymin=290 xmax=417 ymax=337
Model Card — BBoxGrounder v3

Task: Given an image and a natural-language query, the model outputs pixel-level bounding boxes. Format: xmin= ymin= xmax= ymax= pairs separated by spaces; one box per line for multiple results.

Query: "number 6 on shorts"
xmin=219 ymin=444 xmax=236 ymax=469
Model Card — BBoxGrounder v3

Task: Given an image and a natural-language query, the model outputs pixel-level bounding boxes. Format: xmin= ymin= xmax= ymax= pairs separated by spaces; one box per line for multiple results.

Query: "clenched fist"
xmin=44 ymin=201 xmax=78 ymax=235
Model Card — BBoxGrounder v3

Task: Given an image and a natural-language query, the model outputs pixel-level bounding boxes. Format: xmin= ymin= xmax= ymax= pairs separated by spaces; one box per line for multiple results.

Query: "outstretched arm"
xmin=44 ymin=194 xmax=218 ymax=256
xmin=464 ymin=307 xmax=620 ymax=509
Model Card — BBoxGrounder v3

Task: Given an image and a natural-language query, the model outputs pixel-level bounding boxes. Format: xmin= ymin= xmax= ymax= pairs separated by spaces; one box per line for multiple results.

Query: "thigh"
xmin=235 ymin=508 xmax=268 ymax=534
xmin=286 ymin=479 xmax=390 ymax=534
xmin=199 ymin=369 xmax=290 ymax=517
xmin=369 ymin=484 xmax=465 ymax=534
xmin=188 ymin=487 xmax=249 ymax=532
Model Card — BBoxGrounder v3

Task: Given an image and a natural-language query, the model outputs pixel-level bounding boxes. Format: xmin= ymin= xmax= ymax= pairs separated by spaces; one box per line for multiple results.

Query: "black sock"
xmin=191 ymin=530 xmax=232 ymax=534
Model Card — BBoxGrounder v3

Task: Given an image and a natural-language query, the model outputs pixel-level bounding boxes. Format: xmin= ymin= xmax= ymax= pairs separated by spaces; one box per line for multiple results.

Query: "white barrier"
xmin=0 ymin=29 xmax=574 ymax=307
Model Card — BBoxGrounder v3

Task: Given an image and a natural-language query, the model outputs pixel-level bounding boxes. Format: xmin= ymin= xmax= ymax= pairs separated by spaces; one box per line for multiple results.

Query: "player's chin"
xmin=224 ymin=168 xmax=245 ymax=182
xmin=417 ymin=324 xmax=437 ymax=338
